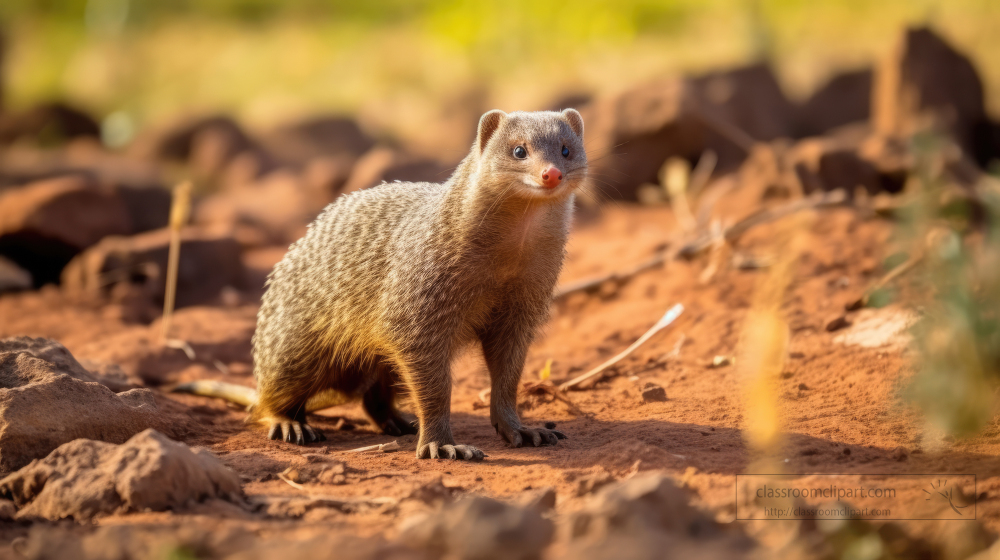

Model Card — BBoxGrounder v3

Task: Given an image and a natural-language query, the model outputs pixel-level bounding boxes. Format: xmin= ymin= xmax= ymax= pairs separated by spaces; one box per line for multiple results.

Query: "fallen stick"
xmin=553 ymin=251 xmax=668 ymax=302
xmin=559 ymin=303 xmax=684 ymax=392
xmin=344 ymin=440 xmax=400 ymax=453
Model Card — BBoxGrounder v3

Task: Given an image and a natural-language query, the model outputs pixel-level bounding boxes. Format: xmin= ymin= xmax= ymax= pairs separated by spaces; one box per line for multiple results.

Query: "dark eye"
xmin=562 ymin=146 xmax=570 ymax=158
xmin=513 ymin=146 xmax=527 ymax=159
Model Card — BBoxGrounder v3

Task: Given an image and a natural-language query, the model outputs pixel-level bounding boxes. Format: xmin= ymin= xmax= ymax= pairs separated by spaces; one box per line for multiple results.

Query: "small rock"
xmin=891 ymin=447 xmax=908 ymax=461
xmin=825 ymin=315 xmax=852 ymax=332
xmin=641 ymin=385 xmax=668 ymax=403
xmin=798 ymin=383 xmax=809 ymax=391
xmin=710 ymin=355 xmax=733 ymax=368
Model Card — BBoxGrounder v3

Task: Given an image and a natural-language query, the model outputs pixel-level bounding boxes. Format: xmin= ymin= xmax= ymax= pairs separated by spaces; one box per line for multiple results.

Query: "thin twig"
xmin=343 ymin=440 xmax=401 ymax=453
xmin=553 ymin=251 xmax=668 ymax=302
xmin=559 ymin=303 xmax=684 ymax=392
xmin=846 ymin=252 xmax=924 ymax=311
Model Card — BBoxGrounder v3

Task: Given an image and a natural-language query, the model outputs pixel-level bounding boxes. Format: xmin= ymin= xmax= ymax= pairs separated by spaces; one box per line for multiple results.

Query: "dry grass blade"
xmin=559 ymin=303 xmax=684 ymax=392
xmin=161 ymin=180 xmax=192 ymax=343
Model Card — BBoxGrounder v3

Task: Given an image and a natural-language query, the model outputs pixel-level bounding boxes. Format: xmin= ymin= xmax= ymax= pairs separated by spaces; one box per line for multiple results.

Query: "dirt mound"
xmin=61 ymin=227 xmax=245 ymax=309
xmin=400 ymin=495 xmax=554 ymax=560
xmin=0 ymin=428 xmax=242 ymax=521
xmin=0 ymin=340 xmax=163 ymax=473
xmin=0 ymin=175 xmax=132 ymax=286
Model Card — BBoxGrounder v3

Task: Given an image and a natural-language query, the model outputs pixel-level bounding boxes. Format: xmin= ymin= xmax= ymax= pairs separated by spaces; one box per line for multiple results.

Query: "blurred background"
xmin=2 ymin=0 xmax=999 ymax=153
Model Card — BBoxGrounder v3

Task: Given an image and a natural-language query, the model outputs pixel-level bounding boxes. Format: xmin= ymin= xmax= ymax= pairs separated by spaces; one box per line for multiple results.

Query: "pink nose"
xmin=541 ymin=166 xmax=563 ymax=188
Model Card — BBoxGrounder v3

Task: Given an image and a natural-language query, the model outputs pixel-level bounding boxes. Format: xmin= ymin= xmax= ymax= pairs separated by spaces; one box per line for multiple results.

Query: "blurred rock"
xmin=0 ymin=344 xmax=162 ymax=474
xmin=399 ymin=496 xmax=553 ymax=560
xmin=795 ymin=69 xmax=872 ymax=137
xmin=61 ymin=227 xmax=245 ymax=308
xmin=196 ymin=169 xmax=326 ymax=246
xmin=567 ymin=474 xmax=752 ymax=558
xmin=0 ymin=255 xmax=31 ymax=293
xmin=0 ymin=429 xmax=242 ymax=520
xmin=130 ymin=115 xmax=260 ymax=181
xmin=0 ymin=102 xmax=100 ymax=147
xmin=790 ymin=137 xmax=883 ymax=195
xmin=641 ymin=384 xmax=668 ymax=403
xmin=873 ymin=27 xmax=986 ymax=158
xmin=582 ymin=64 xmax=795 ymax=200
xmin=341 ymin=146 xmax=453 ymax=194
xmin=260 ymin=115 xmax=375 ymax=165
xmin=0 ymin=175 xmax=132 ymax=286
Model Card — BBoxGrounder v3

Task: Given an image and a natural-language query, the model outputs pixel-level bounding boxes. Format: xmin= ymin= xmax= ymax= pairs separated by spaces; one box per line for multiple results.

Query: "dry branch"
xmin=559 ymin=303 xmax=684 ymax=392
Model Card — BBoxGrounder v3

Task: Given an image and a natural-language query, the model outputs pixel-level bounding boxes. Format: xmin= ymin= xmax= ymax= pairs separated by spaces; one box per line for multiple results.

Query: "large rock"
xmin=341 ymin=146 xmax=453 ymax=194
xmin=0 ymin=336 xmax=135 ymax=391
xmin=872 ymin=27 xmax=986 ymax=158
xmin=61 ymin=227 xmax=245 ymax=308
xmin=129 ymin=114 xmax=264 ymax=182
xmin=0 ymin=102 xmax=100 ymax=146
xmin=0 ymin=342 xmax=162 ymax=474
xmin=0 ymin=175 xmax=132 ymax=285
xmin=582 ymin=64 xmax=795 ymax=200
xmin=795 ymin=69 xmax=873 ymax=137
xmin=400 ymin=496 xmax=553 ymax=560
xmin=0 ymin=429 xmax=242 ymax=520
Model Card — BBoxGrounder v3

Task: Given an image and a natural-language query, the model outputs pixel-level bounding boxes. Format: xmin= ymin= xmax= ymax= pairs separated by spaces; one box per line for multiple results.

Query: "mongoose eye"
xmin=513 ymin=146 xmax=527 ymax=159
xmin=562 ymin=146 xmax=570 ymax=158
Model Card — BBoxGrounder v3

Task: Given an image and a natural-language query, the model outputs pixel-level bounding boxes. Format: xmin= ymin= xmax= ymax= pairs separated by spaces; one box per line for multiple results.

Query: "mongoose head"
xmin=473 ymin=109 xmax=587 ymax=202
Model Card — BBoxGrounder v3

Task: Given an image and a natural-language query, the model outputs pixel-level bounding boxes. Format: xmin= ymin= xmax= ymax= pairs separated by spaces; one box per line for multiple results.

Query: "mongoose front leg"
xmin=481 ymin=317 xmax=566 ymax=448
xmin=402 ymin=358 xmax=485 ymax=461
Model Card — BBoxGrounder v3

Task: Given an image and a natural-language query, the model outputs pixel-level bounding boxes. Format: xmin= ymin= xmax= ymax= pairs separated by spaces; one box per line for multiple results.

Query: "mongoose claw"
xmin=267 ymin=420 xmax=326 ymax=445
xmin=498 ymin=424 xmax=566 ymax=448
xmin=417 ymin=442 xmax=486 ymax=461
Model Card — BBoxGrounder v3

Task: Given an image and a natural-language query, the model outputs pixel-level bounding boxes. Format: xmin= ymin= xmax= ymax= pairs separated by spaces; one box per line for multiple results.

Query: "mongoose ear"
xmin=477 ymin=110 xmax=507 ymax=154
xmin=562 ymin=108 xmax=584 ymax=138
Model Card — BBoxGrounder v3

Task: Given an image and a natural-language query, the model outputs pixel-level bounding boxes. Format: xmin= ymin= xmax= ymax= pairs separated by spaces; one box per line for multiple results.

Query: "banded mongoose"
xmin=177 ymin=109 xmax=587 ymax=460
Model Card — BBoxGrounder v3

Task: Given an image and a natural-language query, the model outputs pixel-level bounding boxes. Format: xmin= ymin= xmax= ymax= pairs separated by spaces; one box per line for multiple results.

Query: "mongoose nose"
xmin=541 ymin=166 xmax=563 ymax=188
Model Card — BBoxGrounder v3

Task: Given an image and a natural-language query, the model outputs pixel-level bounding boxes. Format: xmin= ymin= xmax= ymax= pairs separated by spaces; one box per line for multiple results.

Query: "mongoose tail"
xmin=171 ymin=381 xmax=352 ymax=414
xmin=171 ymin=380 xmax=256 ymax=409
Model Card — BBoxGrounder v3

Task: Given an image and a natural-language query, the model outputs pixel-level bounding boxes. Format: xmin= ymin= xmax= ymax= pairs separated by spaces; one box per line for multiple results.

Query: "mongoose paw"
xmin=416 ymin=442 xmax=486 ymax=461
xmin=380 ymin=417 xmax=419 ymax=437
xmin=267 ymin=420 xmax=326 ymax=445
xmin=496 ymin=424 xmax=566 ymax=448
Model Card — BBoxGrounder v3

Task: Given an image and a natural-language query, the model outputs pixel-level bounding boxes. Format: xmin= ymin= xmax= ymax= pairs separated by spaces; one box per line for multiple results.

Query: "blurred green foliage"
xmin=904 ymin=134 xmax=1000 ymax=437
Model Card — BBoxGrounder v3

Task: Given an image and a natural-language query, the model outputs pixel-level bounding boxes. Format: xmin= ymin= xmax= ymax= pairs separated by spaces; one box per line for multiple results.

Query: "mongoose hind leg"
xmin=260 ymin=407 xmax=326 ymax=446
xmin=362 ymin=375 xmax=418 ymax=436
xmin=481 ymin=309 xmax=567 ymax=448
